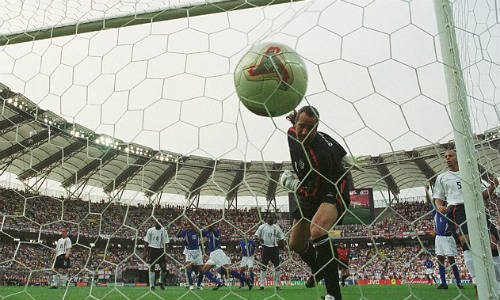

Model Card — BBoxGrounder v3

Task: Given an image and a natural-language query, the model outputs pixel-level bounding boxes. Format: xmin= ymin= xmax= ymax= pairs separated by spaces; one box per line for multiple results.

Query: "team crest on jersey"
xmin=244 ymin=46 xmax=293 ymax=90
xmin=298 ymin=159 xmax=305 ymax=170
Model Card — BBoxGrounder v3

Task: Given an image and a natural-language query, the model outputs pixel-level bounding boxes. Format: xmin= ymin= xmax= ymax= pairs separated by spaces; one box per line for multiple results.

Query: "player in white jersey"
xmin=144 ymin=223 xmax=170 ymax=290
xmin=433 ymin=150 xmax=500 ymax=285
xmin=254 ymin=214 xmax=285 ymax=290
xmin=51 ymin=228 xmax=72 ymax=288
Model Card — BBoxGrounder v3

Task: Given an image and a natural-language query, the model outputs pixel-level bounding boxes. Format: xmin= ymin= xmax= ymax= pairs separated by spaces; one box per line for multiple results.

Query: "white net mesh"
xmin=0 ymin=0 xmax=499 ymax=299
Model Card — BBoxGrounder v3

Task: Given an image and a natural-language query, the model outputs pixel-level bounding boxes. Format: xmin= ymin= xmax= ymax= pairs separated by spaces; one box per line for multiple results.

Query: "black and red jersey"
xmin=287 ymin=127 xmax=347 ymax=201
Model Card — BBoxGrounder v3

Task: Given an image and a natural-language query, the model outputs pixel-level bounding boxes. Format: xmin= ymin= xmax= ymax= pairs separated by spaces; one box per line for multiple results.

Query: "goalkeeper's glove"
xmin=279 ymin=170 xmax=300 ymax=191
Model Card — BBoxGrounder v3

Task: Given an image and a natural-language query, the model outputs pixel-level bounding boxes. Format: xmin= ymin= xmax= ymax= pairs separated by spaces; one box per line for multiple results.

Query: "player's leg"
xmin=340 ymin=264 xmax=348 ymax=287
xmin=249 ymin=262 xmax=255 ymax=288
xmin=289 ymin=218 xmax=315 ymax=287
xmin=51 ymin=266 xmax=59 ymax=288
xmin=270 ymin=248 xmax=281 ymax=289
xmin=436 ymin=255 xmax=448 ymax=288
xmin=443 ymin=235 xmax=463 ymax=288
xmin=159 ymin=255 xmax=167 ymax=290
xmin=447 ymin=256 xmax=463 ymax=288
xmin=452 ymin=205 xmax=476 ymax=283
xmin=149 ymin=263 xmax=157 ymax=290
xmin=227 ymin=264 xmax=253 ymax=290
xmin=184 ymin=262 xmax=195 ymax=289
xmin=259 ymin=248 xmax=271 ymax=289
xmin=199 ymin=262 xmax=222 ymax=288
xmin=310 ymin=202 xmax=341 ymax=300
xmin=238 ymin=265 xmax=247 ymax=288
xmin=488 ymin=223 xmax=500 ymax=284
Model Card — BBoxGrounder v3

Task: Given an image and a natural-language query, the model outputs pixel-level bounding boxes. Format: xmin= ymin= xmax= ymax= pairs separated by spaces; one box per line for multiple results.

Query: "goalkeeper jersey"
xmin=287 ymin=127 xmax=347 ymax=201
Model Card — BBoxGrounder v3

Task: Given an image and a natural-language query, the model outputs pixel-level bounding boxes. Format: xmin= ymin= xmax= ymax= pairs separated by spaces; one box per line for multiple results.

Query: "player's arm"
xmin=65 ymin=240 xmax=72 ymax=258
xmin=434 ymin=198 xmax=447 ymax=214
xmin=424 ymin=185 xmax=431 ymax=205
xmin=432 ymin=176 xmax=447 ymax=214
xmin=286 ymin=109 xmax=297 ymax=126
xmin=254 ymin=225 xmax=263 ymax=244
xmin=143 ymin=229 xmax=151 ymax=259
xmin=276 ymin=226 xmax=286 ymax=249
xmin=482 ymin=177 xmax=499 ymax=200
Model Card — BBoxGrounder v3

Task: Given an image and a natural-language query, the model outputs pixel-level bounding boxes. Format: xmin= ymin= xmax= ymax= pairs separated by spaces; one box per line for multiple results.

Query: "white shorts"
xmin=425 ymin=268 xmax=433 ymax=275
xmin=186 ymin=249 xmax=203 ymax=265
xmin=206 ymin=249 xmax=231 ymax=269
xmin=239 ymin=256 xmax=254 ymax=268
xmin=435 ymin=235 xmax=458 ymax=257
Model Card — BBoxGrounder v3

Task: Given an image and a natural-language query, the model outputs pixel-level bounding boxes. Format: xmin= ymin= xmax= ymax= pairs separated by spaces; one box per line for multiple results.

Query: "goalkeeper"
xmin=280 ymin=106 xmax=351 ymax=300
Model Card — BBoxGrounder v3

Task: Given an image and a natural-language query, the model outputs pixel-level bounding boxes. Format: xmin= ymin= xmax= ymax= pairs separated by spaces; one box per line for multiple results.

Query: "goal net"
xmin=0 ymin=0 xmax=499 ymax=299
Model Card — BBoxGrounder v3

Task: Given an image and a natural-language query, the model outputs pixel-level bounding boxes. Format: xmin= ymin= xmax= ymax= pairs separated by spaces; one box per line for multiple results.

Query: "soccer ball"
xmin=234 ymin=43 xmax=308 ymax=117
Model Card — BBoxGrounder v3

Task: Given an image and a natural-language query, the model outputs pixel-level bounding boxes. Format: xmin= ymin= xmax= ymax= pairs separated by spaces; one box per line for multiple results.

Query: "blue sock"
xmin=438 ymin=265 xmax=447 ymax=286
xmin=452 ymin=265 xmax=461 ymax=284
xmin=250 ymin=271 xmax=254 ymax=284
xmin=231 ymin=270 xmax=250 ymax=284
xmin=204 ymin=271 xmax=221 ymax=284
xmin=187 ymin=268 xmax=193 ymax=286
xmin=197 ymin=272 xmax=204 ymax=287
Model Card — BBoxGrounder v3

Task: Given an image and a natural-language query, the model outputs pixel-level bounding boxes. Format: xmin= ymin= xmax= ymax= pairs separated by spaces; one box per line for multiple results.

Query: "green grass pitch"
xmin=0 ymin=284 xmax=477 ymax=300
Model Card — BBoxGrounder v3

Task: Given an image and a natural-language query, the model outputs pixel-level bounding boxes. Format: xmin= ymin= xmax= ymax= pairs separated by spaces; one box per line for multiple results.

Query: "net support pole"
xmin=434 ymin=1 xmax=497 ymax=299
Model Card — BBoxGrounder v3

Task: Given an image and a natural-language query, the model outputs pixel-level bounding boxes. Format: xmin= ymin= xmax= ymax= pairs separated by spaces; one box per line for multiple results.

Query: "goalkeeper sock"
xmin=438 ymin=265 xmax=447 ymax=286
xmin=260 ymin=270 xmax=265 ymax=287
xmin=314 ymin=235 xmax=341 ymax=300
xmin=187 ymin=268 xmax=194 ymax=286
xmin=204 ymin=271 xmax=221 ymax=284
xmin=149 ymin=271 xmax=155 ymax=288
xmin=298 ymin=241 xmax=319 ymax=275
xmin=463 ymin=250 xmax=476 ymax=282
xmin=451 ymin=264 xmax=461 ymax=284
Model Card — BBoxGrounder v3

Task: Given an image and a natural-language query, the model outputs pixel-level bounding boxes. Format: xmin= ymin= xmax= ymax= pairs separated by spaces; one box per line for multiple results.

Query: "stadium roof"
xmin=0 ymin=83 xmax=499 ymax=200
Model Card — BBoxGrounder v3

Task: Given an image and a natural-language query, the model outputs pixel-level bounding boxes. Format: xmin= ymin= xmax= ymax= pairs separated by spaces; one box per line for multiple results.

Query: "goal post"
xmin=434 ymin=0 xmax=497 ymax=299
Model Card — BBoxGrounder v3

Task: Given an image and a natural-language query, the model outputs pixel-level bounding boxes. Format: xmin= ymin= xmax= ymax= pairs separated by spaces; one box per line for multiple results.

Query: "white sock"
xmin=492 ymin=256 xmax=500 ymax=282
xmin=260 ymin=270 xmax=265 ymax=287
xmin=464 ymin=250 xmax=476 ymax=279
xmin=52 ymin=274 xmax=58 ymax=287
xmin=58 ymin=275 xmax=64 ymax=287
xmin=62 ymin=275 xmax=68 ymax=286
xmin=149 ymin=271 xmax=155 ymax=288
xmin=274 ymin=270 xmax=280 ymax=287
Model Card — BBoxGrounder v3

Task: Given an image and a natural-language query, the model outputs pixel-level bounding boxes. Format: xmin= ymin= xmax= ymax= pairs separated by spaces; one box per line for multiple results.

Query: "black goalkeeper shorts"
xmin=291 ymin=178 xmax=350 ymax=223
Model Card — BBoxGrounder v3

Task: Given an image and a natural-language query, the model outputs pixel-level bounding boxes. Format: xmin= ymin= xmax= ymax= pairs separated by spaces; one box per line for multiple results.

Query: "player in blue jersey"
xmin=237 ymin=237 xmax=257 ymax=288
xmin=177 ymin=222 xmax=203 ymax=290
xmin=425 ymin=185 xmax=463 ymax=289
xmin=424 ymin=257 xmax=437 ymax=285
xmin=197 ymin=225 xmax=254 ymax=290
